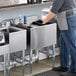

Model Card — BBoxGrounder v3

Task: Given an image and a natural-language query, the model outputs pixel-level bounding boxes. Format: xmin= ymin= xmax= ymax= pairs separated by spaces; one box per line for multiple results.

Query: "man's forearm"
xmin=42 ymin=11 xmax=56 ymax=24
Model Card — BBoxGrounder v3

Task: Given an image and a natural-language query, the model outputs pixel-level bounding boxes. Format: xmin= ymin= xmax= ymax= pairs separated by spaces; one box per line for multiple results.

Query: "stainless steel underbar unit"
xmin=1 ymin=26 xmax=27 ymax=53
xmin=0 ymin=26 xmax=27 ymax=76
xmin=9 ymin=26 xmax=27 ymax=76
xmin=17 ymin=23 xmax=57 ymax=75
xmin=0 ymin=44 xmax=9 ymax=76
xmin=10 ymin=22 xmax=57 ymax=76
xmin=0 ymin=26 xmax=9 ymax=76
xmin=30 ymin=23 xmax=57 ymax=75
xmin=31 ymin=23 xmax=57 ymax=50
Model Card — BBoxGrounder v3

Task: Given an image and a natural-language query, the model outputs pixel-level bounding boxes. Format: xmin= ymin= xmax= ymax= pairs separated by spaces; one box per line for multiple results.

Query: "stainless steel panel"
xmin=31 ymin=23 xmax=57 ymax=50
xmin=0 ymin=32 xmax=5 ymax=44
xmin=9 ymin=27 xmax=27 ymax=53
xmin=0 ymin=44 xmax=9 ymax=55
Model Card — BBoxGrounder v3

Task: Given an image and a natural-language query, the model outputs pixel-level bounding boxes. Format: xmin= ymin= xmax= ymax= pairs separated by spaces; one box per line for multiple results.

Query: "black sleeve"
xmin=51 ymin=0 xmax=64 ymax=14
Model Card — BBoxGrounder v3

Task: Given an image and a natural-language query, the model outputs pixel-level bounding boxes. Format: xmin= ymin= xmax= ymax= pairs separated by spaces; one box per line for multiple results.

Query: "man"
xmin=41 ymin=0 xmax=76 ymax=76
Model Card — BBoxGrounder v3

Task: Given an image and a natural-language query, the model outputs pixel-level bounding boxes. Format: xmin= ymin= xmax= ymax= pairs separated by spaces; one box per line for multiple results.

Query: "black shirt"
xmin=51 ymin=0 xmax=76 ymax=14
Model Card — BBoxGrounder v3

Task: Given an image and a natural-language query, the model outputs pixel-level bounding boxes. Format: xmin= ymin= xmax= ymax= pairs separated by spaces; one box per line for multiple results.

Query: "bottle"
xmin=19 ymin=15 xmax=24 ymax=24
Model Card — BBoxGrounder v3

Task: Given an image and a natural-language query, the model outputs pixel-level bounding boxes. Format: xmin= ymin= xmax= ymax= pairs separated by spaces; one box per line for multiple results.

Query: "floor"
xmin=0 ymin=56 xmax=60 ymax=76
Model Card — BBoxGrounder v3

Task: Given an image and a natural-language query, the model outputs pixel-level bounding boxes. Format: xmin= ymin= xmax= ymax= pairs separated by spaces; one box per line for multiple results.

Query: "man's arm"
xmin=42 ymin=11 xmax=56 ymax=24
xmin=42 ymin=0 xmax=64 ymax=24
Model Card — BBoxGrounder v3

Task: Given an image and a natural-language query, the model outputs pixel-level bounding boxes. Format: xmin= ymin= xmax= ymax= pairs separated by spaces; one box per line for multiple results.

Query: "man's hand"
xmin=42 ymin=11 xmax=56 ymax=24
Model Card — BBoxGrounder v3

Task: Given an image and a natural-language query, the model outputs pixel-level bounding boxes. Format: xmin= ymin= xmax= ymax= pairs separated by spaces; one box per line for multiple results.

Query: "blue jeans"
xmin=60 ymin=14 xmax=76 ymax=72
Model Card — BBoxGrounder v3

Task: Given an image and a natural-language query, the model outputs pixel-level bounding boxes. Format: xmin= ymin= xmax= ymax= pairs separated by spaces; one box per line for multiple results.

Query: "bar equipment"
xmin=0 ymin=18 xmax=27 ymax=76
xmin=15 ymin=21 xmax=57 ymax=75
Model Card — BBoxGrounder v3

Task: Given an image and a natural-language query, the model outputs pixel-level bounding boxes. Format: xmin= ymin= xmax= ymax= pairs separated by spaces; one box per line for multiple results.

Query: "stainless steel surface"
xmin=31 ymin=23 xmax=57 ymax=50
xmin=0 ymin=26 xmax=27 ymax=55
xmin=4 ymin=54 xmax=10 ymax=76
xmin=22 ymin=50 xmax=26 ymax=76
xmin=51 ymin=45 xmax=56 ymax=68
xmin=26 ymin=23 xmax=57 ymax=75
xmin=0 ymin=44 xmax=9 ymax=76
xmin=0 ymin=16 xmax=27 ymax=76
xmin=0 ymin=21 xmax=10 ymax=76
xmin=0 ymin=26 xmax=27 ymax=76
xmin=9 ymin=26 xmax=27 ymax=53
xmin=0 ymin=44 xmax=9 ymax=55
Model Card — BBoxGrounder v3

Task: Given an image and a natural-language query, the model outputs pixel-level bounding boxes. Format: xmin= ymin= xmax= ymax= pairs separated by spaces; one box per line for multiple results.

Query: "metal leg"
xmin=4 ymin=54 xmax=7 ymax=76
xmin=29 ymin=49 xmax=33 ymax=76
xmin=35 ymin=49 xmax=39 ymax=63
xmin=4 ymin=53 xmax=10 ymax=76
xmin=46 ymin=47 xmax=50 ymax=58
xmin=51 ymin=45 xmax=55 ymax=68
xmin=7 ymin=54 xmax=10 ymax=76
xmin=22 ymin=50 xmax=25 ymax=76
